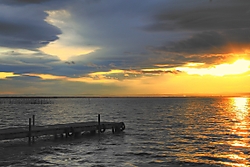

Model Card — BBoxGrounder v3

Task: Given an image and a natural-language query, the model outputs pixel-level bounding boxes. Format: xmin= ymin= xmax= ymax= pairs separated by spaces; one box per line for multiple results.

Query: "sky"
xmin=0 ymin=0 xmax=250 ymax=96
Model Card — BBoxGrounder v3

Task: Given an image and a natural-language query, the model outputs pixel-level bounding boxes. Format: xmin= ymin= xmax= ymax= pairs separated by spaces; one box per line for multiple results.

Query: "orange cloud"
xmin=27 ymin=73 xmax=67 ymax=80
xmin=0 ymin=72 xmax=20 ymax=79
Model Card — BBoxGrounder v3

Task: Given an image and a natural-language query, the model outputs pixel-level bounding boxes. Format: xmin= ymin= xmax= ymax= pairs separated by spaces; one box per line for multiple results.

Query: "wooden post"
xmin=98 ymin=114 xmax=101 ymax=134
xmin=32 ymin=115 xmax=35 ymax=143
xmin=28 ymin=118 xmax=31 ymax=145
xmin=32 ymin=115 xmax=35 ymax=126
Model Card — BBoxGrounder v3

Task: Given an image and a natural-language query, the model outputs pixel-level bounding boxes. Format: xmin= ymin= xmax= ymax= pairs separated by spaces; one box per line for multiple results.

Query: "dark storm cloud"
xmin=1 ymin=75 xmax=127 ymax=95
xmin=0 ymin=2 xmax=61 ymax=50
xmin=157 ymin=31 xmax=225 ymax=54
xmin=0 ymin=0 xmax=51 ymax=5
xmin=161 ymin=29 xmax=250 ymax=55
xmin=0 ymin=20 xmax=60 ymax=49
xmin=1 ymin=0 xmax=171 ymax=76
xmin=0 ymin=49 xmax=112 ymax=78
xmin=146 ymin=1 xmax=250 ymax=32
xmin=0 ymin=51 xmax=59 ymax=74
xmin=67 ymin=0 xmax=250 ymax=71
xmin=0 ymin=62 xmax=50 ymax=74
xmin=146 ymin=0 xmax=250 ymax=59
xmin=16 ymin=0 xmax=49 ymax=3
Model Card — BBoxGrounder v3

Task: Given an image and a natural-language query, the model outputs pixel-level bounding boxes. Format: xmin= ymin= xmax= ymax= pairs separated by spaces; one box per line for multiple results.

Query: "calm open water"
xmin=0 ymin=97 xmax=250 ymax=167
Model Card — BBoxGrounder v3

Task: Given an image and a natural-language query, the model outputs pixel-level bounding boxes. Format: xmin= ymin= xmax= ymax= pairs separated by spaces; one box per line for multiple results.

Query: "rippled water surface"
xmin=0 ymin=97 xmax=250 ymax=167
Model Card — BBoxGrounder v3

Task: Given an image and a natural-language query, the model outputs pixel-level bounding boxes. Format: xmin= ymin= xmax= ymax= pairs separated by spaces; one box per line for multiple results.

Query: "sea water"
xmin=0 ymin=97 xmax=250 ymax=167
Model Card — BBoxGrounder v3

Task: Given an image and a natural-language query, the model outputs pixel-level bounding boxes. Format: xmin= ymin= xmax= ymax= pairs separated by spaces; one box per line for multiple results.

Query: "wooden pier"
xmin=0 ymin=114 xmax=125 ymax=144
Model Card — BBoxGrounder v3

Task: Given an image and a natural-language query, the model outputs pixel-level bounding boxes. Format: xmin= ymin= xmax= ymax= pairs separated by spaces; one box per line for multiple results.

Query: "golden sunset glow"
xmin=0 ymin=72 xmax=20 ymax=79
xmin=41 ymin=9 xmax=99 ymax=60
xmin=176 ymin=59 xmax=250 ymax=76
xmin=18 ymin=67 xmax=250 ymax=96
xmin=27 ymin=73 xmax=67 ymax=80
xmin=67 ymin=76 xmax=120 ymax=84
xmin=88 ymin=69 xmax=125 ymax=76
xmin=40 ymin=42 xmax=98 ymax=61
xmin=25 ymin=73 xmax=120 ymax=84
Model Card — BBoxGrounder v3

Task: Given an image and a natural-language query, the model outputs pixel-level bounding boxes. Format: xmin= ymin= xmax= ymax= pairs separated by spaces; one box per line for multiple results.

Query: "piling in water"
xmin=98 ymin=114 xmax=101 ymax=135
xmin=32 ymin=115 xmax=35 ymax=143
xmin=28 ymin=118 xmax=31 ymax=145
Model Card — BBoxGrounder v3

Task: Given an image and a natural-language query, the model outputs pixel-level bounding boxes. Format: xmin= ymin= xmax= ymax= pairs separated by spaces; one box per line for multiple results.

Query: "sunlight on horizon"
xmin=176 ymin=59 xmax=250 ymax=76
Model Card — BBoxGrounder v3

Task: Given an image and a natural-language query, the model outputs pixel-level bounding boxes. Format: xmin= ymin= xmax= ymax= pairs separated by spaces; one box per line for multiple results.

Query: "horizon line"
xmin=0 ymin=93 xmax=249 ymax=98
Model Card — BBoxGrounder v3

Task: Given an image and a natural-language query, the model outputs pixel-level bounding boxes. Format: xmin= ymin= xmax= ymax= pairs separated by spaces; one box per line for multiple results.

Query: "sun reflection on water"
xmin=234 ymin=98 xmax=248 ymax=120
xmin=225 ymin=97 xmax=250 ymax=167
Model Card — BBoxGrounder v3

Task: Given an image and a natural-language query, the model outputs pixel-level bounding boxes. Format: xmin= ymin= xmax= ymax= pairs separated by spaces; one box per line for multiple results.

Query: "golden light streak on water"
xmin=225 ymin=97 xmax=250 ymax=167
xmin=234 ymin=98 xmax=248 ymax=119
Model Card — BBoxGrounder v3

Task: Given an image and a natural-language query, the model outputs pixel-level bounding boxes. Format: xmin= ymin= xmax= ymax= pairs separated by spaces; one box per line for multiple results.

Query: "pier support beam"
xmin=98 ymin=114 xmax=101 ymax=135
xmin=32 ymin=115 xmax=35 ymax=143
xmin=28 ymin=118 xmax=32 ymax=145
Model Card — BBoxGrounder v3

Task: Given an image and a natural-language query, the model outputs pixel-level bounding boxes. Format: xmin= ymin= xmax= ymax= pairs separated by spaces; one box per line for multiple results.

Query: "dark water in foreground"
xmin=0 ymin=97 xmax=250 ymax=167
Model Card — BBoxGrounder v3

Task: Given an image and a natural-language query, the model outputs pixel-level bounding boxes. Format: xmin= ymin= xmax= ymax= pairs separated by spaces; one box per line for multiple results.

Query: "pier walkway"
xmin=0 ymin=115 xmax=125 ymax=144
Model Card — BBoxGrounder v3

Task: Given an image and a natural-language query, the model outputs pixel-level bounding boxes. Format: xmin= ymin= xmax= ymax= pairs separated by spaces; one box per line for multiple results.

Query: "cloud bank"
xmin=1 ymin=0 xmax=250 ymax=95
